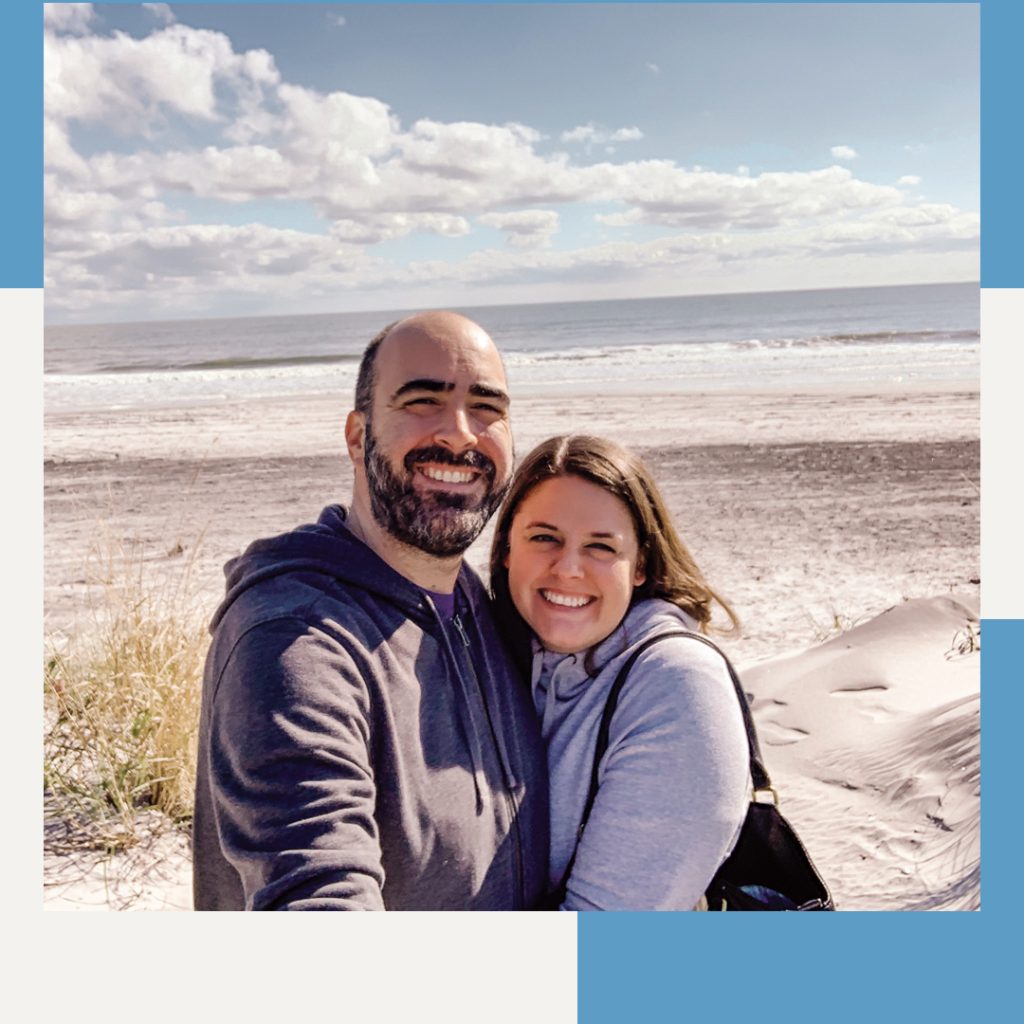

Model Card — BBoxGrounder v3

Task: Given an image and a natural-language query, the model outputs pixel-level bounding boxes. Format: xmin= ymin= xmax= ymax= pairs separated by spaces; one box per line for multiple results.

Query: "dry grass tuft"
xmin=804 ymin=604 xmax=863 ymax=644
xmin=44 ymin=531 xmax=208 ymax=852
xmin=946 ymin=621 xmax=980 ymax=660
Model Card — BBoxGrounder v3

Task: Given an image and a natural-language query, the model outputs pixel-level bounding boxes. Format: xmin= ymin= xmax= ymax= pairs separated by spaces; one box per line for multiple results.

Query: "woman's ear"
xmin=633 ymin=553 xmax=647 ymax=588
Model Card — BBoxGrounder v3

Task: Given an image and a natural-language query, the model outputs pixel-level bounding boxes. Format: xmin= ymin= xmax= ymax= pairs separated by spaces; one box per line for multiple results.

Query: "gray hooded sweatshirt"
xmin=533 ymin=598 xmax=750 ymax=911
xmin=192 ymin=505 xmax=548 ymax=911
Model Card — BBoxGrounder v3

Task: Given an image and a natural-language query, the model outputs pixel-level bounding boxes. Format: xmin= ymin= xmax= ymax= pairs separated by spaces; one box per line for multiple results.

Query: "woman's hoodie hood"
xmin=531 ymin=598 xmax=700 ymax=732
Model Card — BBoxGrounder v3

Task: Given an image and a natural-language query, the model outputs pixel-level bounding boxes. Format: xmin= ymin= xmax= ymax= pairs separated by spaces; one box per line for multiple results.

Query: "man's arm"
xmin=204 ymin=616 xmax=385 ymax=910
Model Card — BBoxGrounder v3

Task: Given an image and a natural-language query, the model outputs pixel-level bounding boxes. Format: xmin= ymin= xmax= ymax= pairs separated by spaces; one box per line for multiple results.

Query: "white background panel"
xmin=980 ymin=288 xmax=1023 ymax=619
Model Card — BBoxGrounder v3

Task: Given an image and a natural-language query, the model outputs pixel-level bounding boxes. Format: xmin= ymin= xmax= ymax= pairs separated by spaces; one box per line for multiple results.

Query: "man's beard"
xmin=363 ymin=424 xmax=510 ymax=558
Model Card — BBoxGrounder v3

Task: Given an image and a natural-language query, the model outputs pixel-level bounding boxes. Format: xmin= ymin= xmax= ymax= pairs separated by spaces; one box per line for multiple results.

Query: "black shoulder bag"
xmin=551 ymin=630 xmax=835 ymax=911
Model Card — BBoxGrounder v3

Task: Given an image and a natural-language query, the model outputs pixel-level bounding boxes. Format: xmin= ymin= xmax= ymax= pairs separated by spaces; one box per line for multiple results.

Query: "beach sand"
xmin=43 ymin=385 xmax=980 ymax=910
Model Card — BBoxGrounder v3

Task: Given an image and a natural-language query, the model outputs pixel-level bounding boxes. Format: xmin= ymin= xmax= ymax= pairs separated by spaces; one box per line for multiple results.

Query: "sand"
xmin=42 ymin=385 xmax=980 ymax=910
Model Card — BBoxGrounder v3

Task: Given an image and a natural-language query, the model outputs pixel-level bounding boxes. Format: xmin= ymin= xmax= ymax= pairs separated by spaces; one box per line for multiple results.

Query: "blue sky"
xmin=45 ymin=3 xmax=979 ymax=323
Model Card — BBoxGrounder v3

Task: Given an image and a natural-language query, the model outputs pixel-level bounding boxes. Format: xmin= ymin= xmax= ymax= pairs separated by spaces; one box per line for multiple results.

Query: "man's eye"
xmin=473 ymin=402 xmax=504 ymax=416
xmin=405 ymin=397 xmax=440 ymax=408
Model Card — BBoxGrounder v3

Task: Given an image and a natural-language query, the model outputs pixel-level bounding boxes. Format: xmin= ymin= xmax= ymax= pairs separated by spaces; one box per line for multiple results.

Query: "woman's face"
xmin=505 ymin=474 xmax=646 ymax=655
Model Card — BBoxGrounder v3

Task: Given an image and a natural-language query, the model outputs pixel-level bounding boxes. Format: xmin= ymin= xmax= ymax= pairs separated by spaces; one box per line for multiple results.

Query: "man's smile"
xmin=416 ymin=463 xmax=481 ymax=487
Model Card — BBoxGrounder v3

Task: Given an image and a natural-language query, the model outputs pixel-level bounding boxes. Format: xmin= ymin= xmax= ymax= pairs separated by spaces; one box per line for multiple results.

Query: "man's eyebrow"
xmin=390 ymin=379 xmax=510 ymax=404
xmin=391 ymin=379 xmax=452 ymax=400
xmin=469 ymin=383 xmax=510 ymax=404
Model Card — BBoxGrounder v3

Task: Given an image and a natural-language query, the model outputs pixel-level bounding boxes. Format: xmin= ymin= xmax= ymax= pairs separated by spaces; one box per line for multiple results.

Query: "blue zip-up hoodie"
xmin=192 ymin=505 xmax=549 ymax=910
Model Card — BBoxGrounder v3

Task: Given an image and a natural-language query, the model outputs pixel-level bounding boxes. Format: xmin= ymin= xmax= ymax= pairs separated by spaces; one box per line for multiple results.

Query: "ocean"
xmin=44 ymin=282 xmax=979 ymax=413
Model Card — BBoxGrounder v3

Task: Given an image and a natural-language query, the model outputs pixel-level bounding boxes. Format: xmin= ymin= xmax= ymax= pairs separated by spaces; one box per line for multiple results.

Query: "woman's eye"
xmin=528 ymin=533 xmax=557 ymax=544
xmin=588 ymin=543 xmax=617 ymax=554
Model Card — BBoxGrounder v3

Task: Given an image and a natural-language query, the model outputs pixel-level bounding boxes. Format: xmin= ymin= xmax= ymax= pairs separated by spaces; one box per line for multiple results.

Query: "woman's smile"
xmin=539 ymin=589 xmax=595 ymax=609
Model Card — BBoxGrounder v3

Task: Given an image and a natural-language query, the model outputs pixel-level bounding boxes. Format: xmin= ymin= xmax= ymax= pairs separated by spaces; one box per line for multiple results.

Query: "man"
xmin=192 ymin=311 xmax=549 ymax=910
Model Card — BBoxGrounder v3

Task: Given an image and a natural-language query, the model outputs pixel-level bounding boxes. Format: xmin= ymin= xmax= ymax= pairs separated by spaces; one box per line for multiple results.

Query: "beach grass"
xmin=43 ymin=531 xmax=207 ymax=851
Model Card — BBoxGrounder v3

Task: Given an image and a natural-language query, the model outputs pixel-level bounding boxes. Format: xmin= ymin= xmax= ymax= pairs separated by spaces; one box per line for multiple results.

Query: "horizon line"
xmin=45 ymin=278 xmax=980 ymax=332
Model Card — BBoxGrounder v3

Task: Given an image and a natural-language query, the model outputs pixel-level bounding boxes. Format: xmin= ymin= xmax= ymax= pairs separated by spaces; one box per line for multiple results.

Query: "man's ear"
xmin=345 ymin=410 xmax=366 ymax=463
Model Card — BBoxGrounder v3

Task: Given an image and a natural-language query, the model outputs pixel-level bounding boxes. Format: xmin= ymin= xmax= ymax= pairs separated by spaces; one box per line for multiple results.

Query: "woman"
xmin=489 ymin=435 xmax=750 ymax=911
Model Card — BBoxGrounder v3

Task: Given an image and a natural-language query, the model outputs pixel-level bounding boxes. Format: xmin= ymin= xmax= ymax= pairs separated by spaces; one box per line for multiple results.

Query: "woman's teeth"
xmin=541 ymin=590 xmax=593 ymax=608
xmin=422 ymin=467 xmax=475 ymax=484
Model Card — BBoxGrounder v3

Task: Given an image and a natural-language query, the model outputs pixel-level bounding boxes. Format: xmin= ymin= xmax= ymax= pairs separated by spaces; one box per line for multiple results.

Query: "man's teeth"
xmin=541 ymin=590 xmax=592 ymax=608
xmin=422 ymin=467 xmax=476 ymax=484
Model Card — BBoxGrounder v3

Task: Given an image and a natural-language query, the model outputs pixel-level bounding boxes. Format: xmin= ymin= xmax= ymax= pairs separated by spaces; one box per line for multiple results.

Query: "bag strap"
xmin=554 ymin=629 xmax=772 ymax=902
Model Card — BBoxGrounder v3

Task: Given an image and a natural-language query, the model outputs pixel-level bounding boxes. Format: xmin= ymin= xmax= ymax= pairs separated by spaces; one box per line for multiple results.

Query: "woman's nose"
xmin=552 ymin=549 xmax=584 ymax=577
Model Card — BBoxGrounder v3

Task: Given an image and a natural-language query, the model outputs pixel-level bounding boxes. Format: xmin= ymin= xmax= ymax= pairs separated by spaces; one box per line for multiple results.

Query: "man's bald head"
xmin=354 ymin=311 xmax=503 ymax=417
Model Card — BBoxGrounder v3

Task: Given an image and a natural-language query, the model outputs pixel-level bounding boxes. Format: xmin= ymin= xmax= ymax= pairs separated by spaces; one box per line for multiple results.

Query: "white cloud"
xmin=45 ymin=23 xmax=280 ymax=131
xmin=142 ymin=4 xmax=176 ymax=25
xmin=44 ymin=3 xmax=96 ymax=36
xmin=327 ymin=13 xmax=347 ymax=28
xmin=830 ymin=145 xmax=858 ymax=160
xmin=45 ymin=221 xmax=378 ymax=317
xmin=561 ymin=123 xmax=644 ymax=147
xmin=810 ymin=205 xmax=979 ymax=254
xmin=275 ymin=83 xmax=398 ymax=183
xmin=591 ymin=164 xmax=903 ymax=231
xmin=478 ymin=210 xmax=559 ymax=248
xmin=43 ymin=118 xmax=90 ymax=177
xmin=646 ymin=62 xmax=660 ymax=74
xmin=898 ymin=175 xmax=922 ymax=186
xmin=42 ymin=17 xmax=978 ymax=319
xmin=329 ymin=213 xmax=471 ymax=245
xmin=399 ymin=119 xmax=545 ymax=181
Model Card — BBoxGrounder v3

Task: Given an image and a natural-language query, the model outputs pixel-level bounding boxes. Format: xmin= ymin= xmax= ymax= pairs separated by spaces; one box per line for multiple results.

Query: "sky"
xmin=43 ymin=2 xmax=980 ymax=324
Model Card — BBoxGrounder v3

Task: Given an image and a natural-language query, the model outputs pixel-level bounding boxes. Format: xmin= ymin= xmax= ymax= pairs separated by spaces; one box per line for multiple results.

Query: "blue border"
xmin=19 ymin=2 xmax=1015 ymax=1021
xmin=980 ymin=0 xmax=1019 ymax=286
xmin=3 ymin=3 xmax=41 ymax=286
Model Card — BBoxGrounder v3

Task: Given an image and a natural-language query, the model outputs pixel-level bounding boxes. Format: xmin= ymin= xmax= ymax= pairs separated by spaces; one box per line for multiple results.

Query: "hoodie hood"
xmin=531 ymin=598 xmax=700 ymax=730
xmin=211 ymin=504 xmax=472 ymax=634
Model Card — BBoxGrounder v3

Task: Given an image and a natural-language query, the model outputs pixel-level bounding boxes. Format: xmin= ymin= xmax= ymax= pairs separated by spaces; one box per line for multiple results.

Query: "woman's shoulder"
xmin=615 ymin=601 xmax=738 ymax=708
xmin=628 ymin=631 xmax=732 ymax=690
xmin=622 ymin=599 xmax=728 ymax=665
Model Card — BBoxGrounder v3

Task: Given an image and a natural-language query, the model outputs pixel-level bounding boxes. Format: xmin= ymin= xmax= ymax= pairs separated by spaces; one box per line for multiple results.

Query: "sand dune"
xmin=745 ymin=595 xmax=980 ymax=910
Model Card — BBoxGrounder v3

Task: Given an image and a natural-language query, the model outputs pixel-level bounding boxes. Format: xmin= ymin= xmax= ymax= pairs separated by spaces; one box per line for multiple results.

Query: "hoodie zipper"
xmin=452 ymin=613 xmax=471 ymax=648
xmin=447 ymin=605 xmax=526 ymax=909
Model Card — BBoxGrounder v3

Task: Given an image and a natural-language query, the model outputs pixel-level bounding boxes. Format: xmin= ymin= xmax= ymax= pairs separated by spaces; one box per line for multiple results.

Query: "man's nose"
xmin=434 ymin=404 xmax=477 ymax=452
